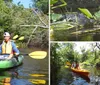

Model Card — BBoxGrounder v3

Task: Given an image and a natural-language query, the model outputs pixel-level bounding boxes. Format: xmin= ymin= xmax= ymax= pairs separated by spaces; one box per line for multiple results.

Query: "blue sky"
xmin=13 ymin=0 xmax=33 ymax=8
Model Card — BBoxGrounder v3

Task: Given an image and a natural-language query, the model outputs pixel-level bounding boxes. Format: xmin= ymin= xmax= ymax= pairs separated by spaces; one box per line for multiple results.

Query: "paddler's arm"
xmin=12 ymin=42 xmax=20 ymax=62
xmin=6 ymin=42 xmax=19 ymax=60
xmin=11 ymin=41 xmax=20 ymax=56
xmin=0 ymin=45 xmax=2 ymax=54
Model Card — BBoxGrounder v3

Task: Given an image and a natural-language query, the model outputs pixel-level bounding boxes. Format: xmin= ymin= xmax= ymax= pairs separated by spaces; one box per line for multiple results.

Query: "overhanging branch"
xmin=20 ymin=25 xmax=49 ymax=29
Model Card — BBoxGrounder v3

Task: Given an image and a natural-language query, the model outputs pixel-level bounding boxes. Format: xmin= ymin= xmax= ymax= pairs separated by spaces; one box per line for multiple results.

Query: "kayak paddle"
xmin=0 ymin=51 xmax=47 ymax=60
xmin=13 ymin=35 xmax=19 ymax=40
xmin=13 ymin=35 xmax=24 ymax=41
xmin=14 ymin=51 xmax=47 ymax=61
xmin=28 ymin=51 xmax=47 ymax=59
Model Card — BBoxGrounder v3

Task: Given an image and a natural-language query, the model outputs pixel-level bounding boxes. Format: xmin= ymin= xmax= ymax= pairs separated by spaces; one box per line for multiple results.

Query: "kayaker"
xmin=71 ymin=61 xmax=80 ymax=69
xmin=71 ymin=62 xmax=76 ymax=68
xmin=0 ymin=32 xmax=20 ymax=60
xmin=75 ymin=61 xmax=80 ymax=69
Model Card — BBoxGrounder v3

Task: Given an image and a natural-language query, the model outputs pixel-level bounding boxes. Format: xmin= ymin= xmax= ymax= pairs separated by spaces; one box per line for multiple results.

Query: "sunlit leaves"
xmin=51 ymin=43 xmax=100 ymax=67
xmin=50 ymin=0 xmax=58 ymax=5
xmin=51 ymin=0 xmax=67 ymax=9
xmin=50 ymin=13 xmax=62 ymax=21
xmin=94 ymin=11 xmax=100 ymax=19
xmin=78 ymin=8 xmax=93 ymax=19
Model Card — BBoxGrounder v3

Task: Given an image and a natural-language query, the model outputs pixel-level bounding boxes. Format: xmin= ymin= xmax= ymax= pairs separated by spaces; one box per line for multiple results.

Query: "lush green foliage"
xmin=51 ymin=0 xmax=100 ymax=12
xmin=51 ymin=43 xmax=100 ymax=68
xmin=0 ymin=0 xmax=48 ymax=48
xmin=51 ymin=43 xmax=76 ymax=85
xmin=51 ymin=43 xmax=100 ymax=84
xmin=31 ymin=0 xmax=49 ymax=14
xmin=50 ymin=0 xmax=100 ymax=41
xmin=78 ymin=8 xmax=93 ymax=19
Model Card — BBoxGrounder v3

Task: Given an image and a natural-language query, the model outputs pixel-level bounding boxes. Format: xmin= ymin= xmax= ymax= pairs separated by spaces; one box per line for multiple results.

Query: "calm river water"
xmin=0 ymin=47 xmax=48 ymax=85
xmin=58 ymin=66 xmax=100 ymax=85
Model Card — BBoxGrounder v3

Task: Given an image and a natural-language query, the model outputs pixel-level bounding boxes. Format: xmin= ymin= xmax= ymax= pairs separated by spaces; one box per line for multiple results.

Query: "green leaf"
xmin=51 ymin=13 xmax=62 ymax=21
xmin=78 ymin=8 xmax=93 ymax=19
xmin=50 ymin=0 xmax=58 ymax=5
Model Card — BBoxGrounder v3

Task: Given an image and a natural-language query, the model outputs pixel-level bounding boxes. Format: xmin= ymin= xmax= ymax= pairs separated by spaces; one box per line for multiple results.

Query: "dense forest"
xmin=50 ymin=0 xmax=100 ymax=41
xmin=0 ymin=0 xmax=49 ymax=48
xmin=51 ymin=42 xmax=100 ymax=85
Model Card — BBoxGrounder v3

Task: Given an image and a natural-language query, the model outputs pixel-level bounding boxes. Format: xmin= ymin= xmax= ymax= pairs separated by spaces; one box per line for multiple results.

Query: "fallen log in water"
xmin=70 ymin=28 xmax=100 ymax=35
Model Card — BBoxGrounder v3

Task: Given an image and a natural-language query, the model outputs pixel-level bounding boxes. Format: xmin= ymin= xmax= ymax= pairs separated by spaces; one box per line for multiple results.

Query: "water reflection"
xmin=58 ymin=66 xmax=100 ymax=85
xmin=70 ymin=76 xmax=100 ymax=85
xmin=70 ymin=77 xmax=89 ymax=85
xmin=53 ymin=30 xmax=100 ymax=41
xmin=0 ymin=48 xmax=48 ymax=85
xmin=0 ymin=64 xmax=48 ymax=85
xmin=70 ymin=66 xmax=100 ymax=85
xmin=29 ymin=79 xmax=46 ymax=84
xmin=0 ymin=77 xmax=11 ymax=85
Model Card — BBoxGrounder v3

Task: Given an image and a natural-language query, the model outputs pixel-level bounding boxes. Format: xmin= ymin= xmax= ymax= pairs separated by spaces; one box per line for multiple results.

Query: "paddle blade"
xmin=13 ymin=35 xmax=18 ymax=40
xmin=29 ymin=51 xmax=47 ymax=59
xmin=66 ymin=62 xmax=71 ymax=66
xmin=65 ymin=65 xmax=70 ymax=68
xmin=18 ymin=36 xmax=24 ymax=41
xmin=16 ymin=46 xmax=19 ymax=48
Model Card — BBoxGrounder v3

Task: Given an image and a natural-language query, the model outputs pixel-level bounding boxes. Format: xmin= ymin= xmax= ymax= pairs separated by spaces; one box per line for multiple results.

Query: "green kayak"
xmin=0 ymin=55 xmax=24 ymax=70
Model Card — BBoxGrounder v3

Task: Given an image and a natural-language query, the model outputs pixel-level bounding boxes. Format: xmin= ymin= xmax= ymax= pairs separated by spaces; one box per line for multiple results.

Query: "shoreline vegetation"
xmin=50 ymin=0 xmax=100 ymax=41
xmin=0 ymin=0 xmax=49 ymax=49
xmin=51 ymin=42 xmax=100 ymax=85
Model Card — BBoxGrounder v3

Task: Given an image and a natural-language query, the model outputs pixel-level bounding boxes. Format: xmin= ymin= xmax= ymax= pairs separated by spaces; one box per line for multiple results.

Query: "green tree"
xmin=51 ymin=43 xmax=76 ymax=85
xmin=0 ymin=0 xmax=12 ymax=36
xmin=0 ymin=0 xmax=48 ymax=48
xmin=51 ymin=43 xmax=60 ymax=85
xmin=31 ymin=0 xmax=48 ymax=14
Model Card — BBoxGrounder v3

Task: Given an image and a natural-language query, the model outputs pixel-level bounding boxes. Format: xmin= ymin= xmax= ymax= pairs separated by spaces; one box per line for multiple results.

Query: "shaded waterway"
xmin=0 ymin=47 xmax=48 ymax=85
xmin=53 ymin=30 xmax=100 ymax=41
xmin=58 ymin=66 xmax=100 ymax=85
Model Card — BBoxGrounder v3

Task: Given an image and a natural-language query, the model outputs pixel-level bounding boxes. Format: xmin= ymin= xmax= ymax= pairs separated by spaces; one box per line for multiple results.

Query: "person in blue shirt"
xmin=0 ymin=32 xmax=20 ymax=60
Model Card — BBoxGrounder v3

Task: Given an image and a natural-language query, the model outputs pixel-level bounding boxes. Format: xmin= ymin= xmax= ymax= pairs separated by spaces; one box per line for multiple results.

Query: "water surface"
xmin=0 ymin=47 xmax=48 ymax=85
xmin=58 ymin=66 xmax=100 ymax=85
